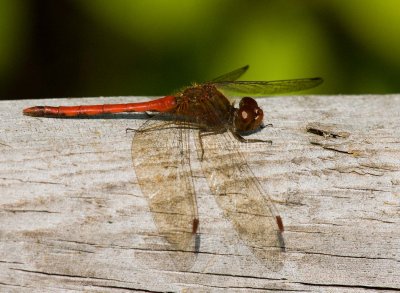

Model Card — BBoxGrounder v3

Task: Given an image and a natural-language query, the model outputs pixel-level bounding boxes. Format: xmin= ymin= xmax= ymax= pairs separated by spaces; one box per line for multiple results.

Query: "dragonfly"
xmin=23 ymin=65 xmax=322 ymax=266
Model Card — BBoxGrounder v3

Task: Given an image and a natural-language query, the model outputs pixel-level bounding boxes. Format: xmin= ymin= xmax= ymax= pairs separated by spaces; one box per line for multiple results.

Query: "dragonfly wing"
xmin=209 ymin=65 xmax=250 ymax=82
xmin=196 ymin=131 xmax=284 ymax=269
xmin=214 ymin=78 xmax=323 ymax=96
xmin=132 ymin=117 xmax=198 ymax=252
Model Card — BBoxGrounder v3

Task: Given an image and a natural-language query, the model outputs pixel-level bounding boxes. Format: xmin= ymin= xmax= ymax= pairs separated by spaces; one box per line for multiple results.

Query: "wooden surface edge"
xmin=0 ymin=95 xmax=399 ymax=292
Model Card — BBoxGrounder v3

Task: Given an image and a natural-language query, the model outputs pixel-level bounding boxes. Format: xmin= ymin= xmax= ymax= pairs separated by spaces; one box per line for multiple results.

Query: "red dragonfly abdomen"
xmin=23 ymin=95 xmax=177 ymax=117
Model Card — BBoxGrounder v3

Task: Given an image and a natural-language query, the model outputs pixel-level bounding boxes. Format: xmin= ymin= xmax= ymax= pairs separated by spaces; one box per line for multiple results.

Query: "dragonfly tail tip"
xmin=23 ymin=106 xmax=45 ymax=117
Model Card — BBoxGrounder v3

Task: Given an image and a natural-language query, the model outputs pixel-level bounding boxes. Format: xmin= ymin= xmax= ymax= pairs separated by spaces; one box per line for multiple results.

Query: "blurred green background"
xmin=1 ymin=0 xmax=400 ymax=100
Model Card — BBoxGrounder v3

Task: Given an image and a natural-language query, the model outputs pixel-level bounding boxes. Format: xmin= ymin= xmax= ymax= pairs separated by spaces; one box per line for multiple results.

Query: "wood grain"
xmin=1 ymin=95 xmax=399 ymax=292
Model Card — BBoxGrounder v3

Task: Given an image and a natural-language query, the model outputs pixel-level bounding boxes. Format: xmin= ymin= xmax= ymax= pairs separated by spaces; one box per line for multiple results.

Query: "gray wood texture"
xmin=1 ymin=95 xmax=399 ymax=292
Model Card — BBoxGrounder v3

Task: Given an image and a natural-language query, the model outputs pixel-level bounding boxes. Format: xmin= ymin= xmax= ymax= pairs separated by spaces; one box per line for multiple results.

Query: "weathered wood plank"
xmin=1 ymin=95 xmax=399 ymax=292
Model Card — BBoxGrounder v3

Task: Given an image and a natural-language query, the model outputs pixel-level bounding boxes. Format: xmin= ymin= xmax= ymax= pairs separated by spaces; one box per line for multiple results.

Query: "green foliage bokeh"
xmin=1 ymin=0 xmax=399 ymax=99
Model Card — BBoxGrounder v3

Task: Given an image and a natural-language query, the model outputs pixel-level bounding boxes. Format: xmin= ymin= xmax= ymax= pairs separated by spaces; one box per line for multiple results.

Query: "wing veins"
xmin=214 ymin=77 xmax=323 ymax=96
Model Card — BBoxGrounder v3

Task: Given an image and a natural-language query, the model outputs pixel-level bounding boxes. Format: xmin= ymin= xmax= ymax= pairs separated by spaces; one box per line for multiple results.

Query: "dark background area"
xmin=1 ymin=0 xmax=400 ymax=100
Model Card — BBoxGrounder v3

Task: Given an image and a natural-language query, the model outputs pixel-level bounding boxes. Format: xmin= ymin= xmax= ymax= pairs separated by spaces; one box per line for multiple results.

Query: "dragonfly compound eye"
xmin=235 ymin=97 xmax=264 ymax=132
xmin=239 ymin=96 xmax=258 ymax=109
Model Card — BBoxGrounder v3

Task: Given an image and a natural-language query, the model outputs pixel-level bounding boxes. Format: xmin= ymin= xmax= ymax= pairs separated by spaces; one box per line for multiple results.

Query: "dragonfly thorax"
xmin=175 ymin=84 xmax=233 ymax=128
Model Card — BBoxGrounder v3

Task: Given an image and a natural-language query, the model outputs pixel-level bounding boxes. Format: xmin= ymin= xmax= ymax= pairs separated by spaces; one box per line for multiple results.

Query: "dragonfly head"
xmin=234 ymin=97 xmax=264 ymax=132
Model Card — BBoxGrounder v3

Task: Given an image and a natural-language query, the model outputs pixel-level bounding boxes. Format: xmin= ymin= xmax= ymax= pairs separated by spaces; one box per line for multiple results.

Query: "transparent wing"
xmin=209 ymin=65 xmax=250 ymax=82
xmin=131 ymin=117 xmax=198 ymax=252
xmin=196 ymin=131 xmax=285 ymax=269
xmin=214 ymin=78 xmax=323 ymax=96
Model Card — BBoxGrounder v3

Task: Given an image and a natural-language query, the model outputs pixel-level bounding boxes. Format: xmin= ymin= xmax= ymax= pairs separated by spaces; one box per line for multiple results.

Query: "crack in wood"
xmin=296 ymin=281 xmax=400 ymax=291
xmin=306 ymin=122 xmax=351 ymax=139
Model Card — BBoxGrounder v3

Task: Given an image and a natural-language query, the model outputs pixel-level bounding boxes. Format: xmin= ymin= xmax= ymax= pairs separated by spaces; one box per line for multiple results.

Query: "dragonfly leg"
xmin=126 ymin=121 xmax=180 ymax=134
xmin=198 ymin=131 xmax=206 ymax=161
xmin=125 ymin=127 xmax=138 ymax=134
xmin=231 ymin=130 xmax=272 ymax=145
xmin=198 ymin=128 xmax=227 ymax=161
xmin=144 ymin=111 xmax=155 ymax=118
xmin=260 ymin=122 xmax=273 ymax=129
